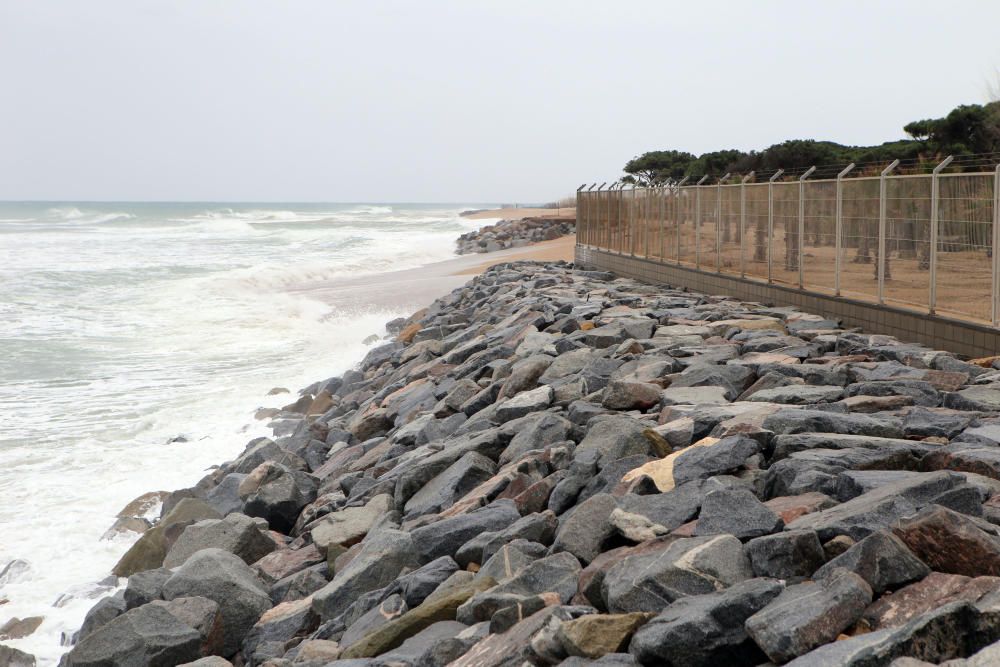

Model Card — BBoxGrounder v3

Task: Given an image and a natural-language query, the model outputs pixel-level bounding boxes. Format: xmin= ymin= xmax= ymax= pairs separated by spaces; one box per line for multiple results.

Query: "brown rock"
xmin=254 ymin=408 xmax=280 ymax=421
xmin=837 ymin=394 xmax=914 ymax=413
xmin=396 ymin=322 xmax=422 ymax=343
xmin=860 ymin=571 xmax=1000 ymax=630
xmin=116 ymin=491 xmax=169 ymax=519
xmin=893 ymin=505 xmax=1000 ymax=576
xmin=253 ymin=544 xmax=324 ymax=584
xmin=294 ymin=639 xmax=341 ymax=662
xmin=0 ymin=616 xmax=43 ymax=640
xmin=101 ymin=516 xmax=152 ymax=541
xmin=922 ymin=370 xmax=969 ymax=392
xmin=306 ymin=391 xmax=335 ymax=416
xmin=556 ymin=612 xmax=655 ymax=658
xmin=512 ymin=475 xmax=559 ymax=515
xmin=765 ymin=492 xmax=839 ymax=524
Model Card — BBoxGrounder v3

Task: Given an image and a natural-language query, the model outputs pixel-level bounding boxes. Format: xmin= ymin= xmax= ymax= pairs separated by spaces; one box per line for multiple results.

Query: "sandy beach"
xmin=295 ymin=235 xmax=576 ymax=315
xmin=462 ymin=206 xmax=576 ymax=221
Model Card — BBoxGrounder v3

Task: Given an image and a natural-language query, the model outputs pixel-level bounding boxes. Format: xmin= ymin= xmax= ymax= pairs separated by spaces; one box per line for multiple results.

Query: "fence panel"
xmin=837 ymin=177 xmax=881 ymax=302
xmin=936 ymin=174 xmax=994 ymax=322
xmin=770 ymin=182 xmax=799 ymax=285
xmin=801 ymin=180 xmax=838 ymax=294
xmin=719 ymin=184 xmax=742 ymax=275
xmin=881 ymin=175 xmax=932 ymax=311
xmin=678 ymin=188 xmax=697 ymax=266
xmin=744 ymin=183 xmax=769 ymax=281
xmin=695 ymin=187 xmax=718 ymax=270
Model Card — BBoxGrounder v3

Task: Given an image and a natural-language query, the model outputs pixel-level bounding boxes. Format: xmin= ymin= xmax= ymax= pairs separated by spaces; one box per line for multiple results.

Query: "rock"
xmin=893 ymin=505 xmax=1000 ymax=577
xmin=75 ymin=593 xmax=127 ymax=643
xmin=0 ymin=616 xmax=43 ymax=640
xmin=410 ymin=500 xmax=522 ymax=562
xmin=111 ymin=499 xmax=222 ymax=577
xmin=242 ymin=596 xmax=317 ymax=662
xmin=764 ymin=492 xmax=838 ymax=524
xmin=494 ymin=385 xmax=553 ymax=422
xmin=476 ymin=541 xmax=545 ymax=583
xmin=602 ymin=379 xmax=663 ymax=410
xmin=312 ymin=529 xmax=421 ymax=621
xmin=61 ymin=603 xmax=202 ymax=667
xmin=310 ymin=494 xmax=391 ymax=555
xmin=669 ymin=364 xmax=754 ymax=401
xmin=694 ymin=488 xmax=784 ymax=539
xmin=945 ymin=387 xmax=1000 ymax=412
xmin=814 ymin=530 xmax=930 ymax=594
xmin=339 ymin=577 xmax=495 ymax=659
xmin=163 ymin=513 xmax=276 ymax=568
xmin=603 ymin=535 xmax=752 ymax=613
xmin=458 ymin=553 xmax=581 ymax=623
xmin=923 ymin=442 xmax=1000 ymax=482
xmin=659 ymin=386 xmax=730 ymax=406
xmin=747 ymin=385 xmax=844 ymax=404
xmin=123 ymin=568 xmax=172 ymax=609
xmin=149 ymin=596 xmax=224 ymax=657
xmin=786 ymin=471 xmax=969 ymax=541
xmin=404 ymin=452 xmax=497 ymax=518
xmin=551 ymin=493 xmax=619 ymax=564
xmin=861 ymin=572 xmax=1000 ymax=631
xmin=744 ymin=530 xmax=826 ymax=581
xmin=499 ymin=413 xmax=572 ymax=465
xmin=745 ymin=568 xmax=873 ymax=663
xmin=621 ymin=436 xmax=760 ymax=493
xmin=241 ymin=463 xmax=317 ymax=533
xmin=556 ymin=612 xmax=654 ymax=658
xmin=457 ymin=511 xmax=558 ymax=568
xmin=253 ymin=544 xmax=324 ymax=584
xmin=0 ymin=646 xmax=35 ymax=667
xmin=629 ymin=577 xmax=784 ymax=667
xmin=161 ymin=548 xmax=272 ymax=656
xmin=575 ymin=415 xmax=660 ymax=470
xmin=763 ymin=409 xmax=903 ymax=438
xmin=783 ymin=600 xmax=1000 ymax=666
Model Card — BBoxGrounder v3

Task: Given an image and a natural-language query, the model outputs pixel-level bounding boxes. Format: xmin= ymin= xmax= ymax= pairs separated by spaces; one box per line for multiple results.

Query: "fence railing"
xmin=576 ymin=160 xmax=1000 ymax=326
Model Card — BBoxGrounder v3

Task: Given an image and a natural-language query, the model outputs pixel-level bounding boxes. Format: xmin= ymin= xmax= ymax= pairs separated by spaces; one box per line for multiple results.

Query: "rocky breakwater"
xmin=54 ymin=260 xmax=1000 ymax=666
xmin=455 ymin=217 xmax=575 ymax=254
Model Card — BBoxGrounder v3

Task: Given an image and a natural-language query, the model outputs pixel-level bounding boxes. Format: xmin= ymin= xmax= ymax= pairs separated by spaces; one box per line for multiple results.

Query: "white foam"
xmin=0 ymin=202 xmax=482 ymax=664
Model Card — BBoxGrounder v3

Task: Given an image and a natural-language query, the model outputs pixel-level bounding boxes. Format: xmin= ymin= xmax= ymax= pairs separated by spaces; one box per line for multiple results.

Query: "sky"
xmin=2 ymin=1 xmax=999 ymax=203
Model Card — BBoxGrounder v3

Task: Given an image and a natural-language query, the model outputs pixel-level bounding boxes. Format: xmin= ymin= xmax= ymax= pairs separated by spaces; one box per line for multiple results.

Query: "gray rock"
xmin=671 ymin=436 xmax=761 ymax=488
xmin=75 ymin=592 xmax=127 ymax=643
xmin=694 ymin=488 xmax=784 ymax=539
xmin=403 ymin=452 xmax=497 ymax=518
xmin=629 ymin=577 xmax=784 ymax=667
xmin=669 ymin=364 xmax=754 ymax=401
xmin=204 ymin=473 xmax=247 ymax=517
xmin=494 ymin=385 xmax=553 ymax=422
xmin=410 ymin=500 xmax=521 ymax=562
xmin=786 ymin=470 xmax=968 ymax=541
xmin=163 ymin=513 xmax=276 ymax=568
xmin=746 ymin=385 xmax=844 ymax=405
xmin=813 ymin=530 xmax=930 ymax=594
xmin=61 ymin=603 xmax=201 ymax=667
xmin=0 ymin=646 xmax=35 ymax=667
xmin=458 ymin=552 xmax=581 ymax=623
xmin=763 ymin=409 xmax=903 ymax=438
xmin=575 ymin=415 xmax=658 ymax=470
xmin=312 ymin=529 xmax=421 ymax=621
xmin=123 ymin=568 xmax=171 ymax=609
xmin=551 ymin=494 xmax=619 ymax=564
xmin=161 ymin=548 xmax=273 ymax=656
xmin=846 ymin=380 xmax=941 ymax=407
xmin=603 ymin=535 xmax=752 ymax=613
xmin=945 ymin=387 xmax=1000 ymax=412
xmin=499 ymin=413 xmax=572 ymax=465
xmin=745 ymin=568 xmax=873 ymax=663
xmin=744 ymin=530 xmax=826 ymax=581
xmin=659 ymin=385 xmax=730 ymax=406
xmin=456 ymin=511 xmax=557 ymax=568
xmin=242 ymin=464 xmax=317 ymax=533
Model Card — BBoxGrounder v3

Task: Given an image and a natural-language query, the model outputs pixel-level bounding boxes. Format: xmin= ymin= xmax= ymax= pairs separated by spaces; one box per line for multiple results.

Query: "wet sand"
xmin=296 ymin=236 xmax=576 ymax=315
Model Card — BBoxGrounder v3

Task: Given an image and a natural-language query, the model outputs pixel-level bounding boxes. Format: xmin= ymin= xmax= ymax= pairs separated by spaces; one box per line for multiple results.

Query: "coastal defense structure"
xmin=575 ymin=159 xmax=1000 ymax=358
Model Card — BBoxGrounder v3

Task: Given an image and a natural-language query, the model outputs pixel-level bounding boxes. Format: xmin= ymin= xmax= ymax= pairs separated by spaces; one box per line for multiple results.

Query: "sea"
xmin=0 ymin=202 xmax=493 ymax=664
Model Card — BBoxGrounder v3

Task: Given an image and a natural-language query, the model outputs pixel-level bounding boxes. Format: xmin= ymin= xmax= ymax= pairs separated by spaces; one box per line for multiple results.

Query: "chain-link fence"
xmin=577 ymin=162 xmax=1000 ymax=325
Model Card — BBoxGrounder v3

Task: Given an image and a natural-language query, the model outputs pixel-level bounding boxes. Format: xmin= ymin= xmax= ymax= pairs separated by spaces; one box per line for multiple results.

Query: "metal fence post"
xmin=629 ymin=186 xmax=637 ymax=257
xmin=676 ymin=176 xmax=688 ymax=264
xmin=717 ymin=173 xmax=731 ymax=272
xmin=928 ymin=157 xmax=953 ymax=314
xmin=576 ymin=184 xmax=585 ymax=246
xmin=993 ymin=164 xmax=1000 ymax=326
xmin=768 ymin=170 xmax=783 ymax=283
xmin=797 ymin=166 xmax=816 ymax=289
xmin=835 ymin=163 xmax=855 ymax=296
xmin=695 ymin=175 xmax=708 ymax=269
xmin=878 ymin=159 xmax=900 ymax=304
xmin=740 ymin=172 xmax=754 ymax=278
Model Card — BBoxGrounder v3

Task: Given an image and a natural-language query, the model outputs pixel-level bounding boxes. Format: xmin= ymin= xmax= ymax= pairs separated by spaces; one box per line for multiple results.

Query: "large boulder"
xmin=161 ymin=548 xmax=272 ymax=656
xmin=745 ymin=568 xmax=873 ymax=663
xmin=603 ymin=535 xmax=752 ymax=613
xmin=893 ymin=504 xmax=1000 ymax=577
xmin=403 ymin=452 xmax=497 ymax=518
xmin=309 ymin=493 xmax=391 ymax=556
xmin=629 ymin=577 xmax=784 ymax=666
xmin=240 ymin=462 xmax=317 ymax=533
xmin=60 ymin=603 xmax=202 ymax=667
xmin=410 ymin=500 xmax=521 ymax=562
xmin=311 ymin=529 xmax=421 ymax=621
xmin=163 ymin=513 xmax=276 ymax=568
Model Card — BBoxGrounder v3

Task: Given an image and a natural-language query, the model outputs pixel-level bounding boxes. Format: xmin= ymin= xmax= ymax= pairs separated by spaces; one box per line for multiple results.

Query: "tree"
xmin=623 ymin=150 xmax=697 ymax=186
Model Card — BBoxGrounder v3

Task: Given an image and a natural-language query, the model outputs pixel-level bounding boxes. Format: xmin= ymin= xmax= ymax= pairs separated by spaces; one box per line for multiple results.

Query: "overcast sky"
xmin=2 ymin=1 xmax=999 ymax=203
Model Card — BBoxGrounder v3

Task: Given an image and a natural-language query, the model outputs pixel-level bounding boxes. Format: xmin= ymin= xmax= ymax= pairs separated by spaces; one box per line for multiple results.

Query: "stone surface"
xmin=60 ymin=603 xmax=202 ymax=667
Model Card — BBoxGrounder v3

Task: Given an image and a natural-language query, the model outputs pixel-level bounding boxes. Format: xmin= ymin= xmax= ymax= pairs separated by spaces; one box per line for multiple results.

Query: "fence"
xmin=576 ymin=160 xmax=1000 ymax=326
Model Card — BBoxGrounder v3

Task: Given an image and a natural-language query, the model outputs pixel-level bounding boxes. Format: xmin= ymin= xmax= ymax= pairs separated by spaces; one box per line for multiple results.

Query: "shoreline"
xmin=52 ymin=247 xmax=1000 ymax=666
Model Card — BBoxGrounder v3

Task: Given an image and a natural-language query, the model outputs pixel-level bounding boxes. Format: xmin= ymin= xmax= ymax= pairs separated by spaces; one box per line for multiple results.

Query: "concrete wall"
xmin=576 ymin=245 xmax=1000 ymax=359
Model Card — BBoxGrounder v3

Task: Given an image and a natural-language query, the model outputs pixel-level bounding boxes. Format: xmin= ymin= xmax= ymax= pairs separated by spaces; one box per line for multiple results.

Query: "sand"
xmin=462 ymin=207 xmax=576 ymax=221
xmin=295 ymin=236 xmax=577 ymax=316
